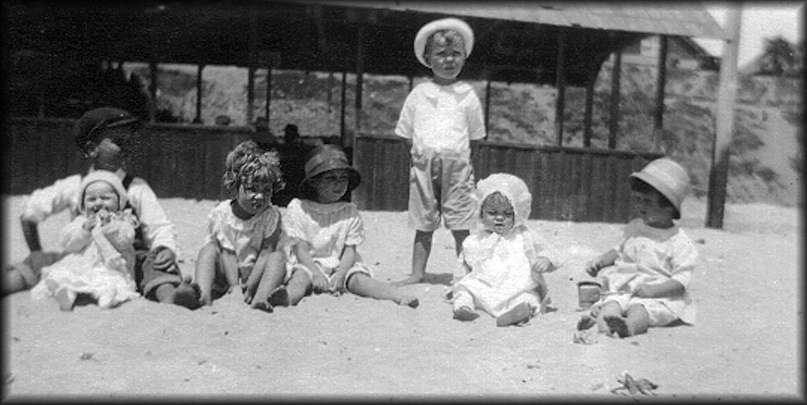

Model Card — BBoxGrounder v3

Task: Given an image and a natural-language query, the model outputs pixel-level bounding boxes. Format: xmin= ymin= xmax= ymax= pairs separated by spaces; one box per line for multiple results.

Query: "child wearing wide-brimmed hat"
xmin=277 ymin=144 xmax=419 ymax=308
xmin=578 ymin=157 xmax=699 ymax=338
xmin=394 ymin=17 xmax=486 ymax=286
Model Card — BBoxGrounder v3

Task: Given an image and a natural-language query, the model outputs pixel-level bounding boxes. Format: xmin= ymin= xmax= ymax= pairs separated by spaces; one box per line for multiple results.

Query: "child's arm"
xmin=329 ymin=244 xmax=358 ymax=294
xmin=243 ymin=224 xmax=284 ymax=301
xmin=126 ymin=179 xmax=179 ymax=269
xmin=585 ymin=249 xmax=619 ymax=276
xmin=634 ymin=234 xmax=697 ymax=298
xmin=61 ymin=215 xmax=93 ymax=253
xmin=293 ymin=240 xmax=329 ymax=293
xmin=21 ymin=175 xmax=82 ymax=252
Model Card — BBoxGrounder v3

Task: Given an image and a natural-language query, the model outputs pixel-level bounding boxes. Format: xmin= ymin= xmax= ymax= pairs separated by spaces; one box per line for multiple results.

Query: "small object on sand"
xmin=79 ymin=352 xmax=95 ymax=361
xmin=610 ymin=371 xmax=658 ymax=396
xmin=572 ymin=329 xmax=598 ymax=345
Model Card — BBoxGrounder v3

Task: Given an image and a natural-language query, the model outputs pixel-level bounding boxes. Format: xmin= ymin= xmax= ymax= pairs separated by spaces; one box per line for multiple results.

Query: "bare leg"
xmin=394 ymin=230 xmax=433 ymax=286
xmin=348 ymin=273 xmax=419 ymax=308
xmin=153 ymin=280 xmax=201 ymax=310
xmin=286 ymin=270 xmax=311 ymax=306
xmin=250 ymin=252 xmax=287 ymax=312
xmin=45 ymin=279 xmax=76 ymax=311
xmin=607 ymin=303 xmax=650 ymax=337
xmin=450 ymin=229 xmax=469 ymax=256
xmin=3 ymin=268 xmax=28 ymax=296
xmin=496 ymin=302 xmax=533 ymax=327
xmin=595 ymin=301 xmax=623 ymax=335
xmin=194 ymin=243 xmax=220 ymax=306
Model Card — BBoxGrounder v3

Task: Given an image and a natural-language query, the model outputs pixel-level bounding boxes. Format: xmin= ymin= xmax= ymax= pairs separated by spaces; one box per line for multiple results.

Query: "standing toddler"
xmin=394 ymin=17 xmax=486 ymax=285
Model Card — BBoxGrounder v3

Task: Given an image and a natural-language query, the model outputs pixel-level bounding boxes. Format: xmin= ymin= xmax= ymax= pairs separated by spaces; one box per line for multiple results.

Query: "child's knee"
xmin=598 ymin=301 xmax=623 ymax=317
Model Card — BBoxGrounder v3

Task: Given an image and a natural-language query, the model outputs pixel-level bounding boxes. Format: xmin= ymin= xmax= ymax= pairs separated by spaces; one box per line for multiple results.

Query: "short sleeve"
xmin=261 ymin=207 xmax=281 ymax=240
xmin=466 ymin=91 xmax=486 ymax=140
xmin=343 ymin=206 xmax=364 ymax=246
xmin=281 ymin=199 xmax=308 ymax=241
xmin=669 ymin=233 xmax=698 ymax=288
xmin=394 ymin=91 xmax=415 ymax=139
xmin=22 ymin=175 xmax=82 ymax=223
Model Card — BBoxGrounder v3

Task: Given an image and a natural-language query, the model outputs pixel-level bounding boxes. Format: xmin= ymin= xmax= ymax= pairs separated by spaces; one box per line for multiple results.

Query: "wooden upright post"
xmin=246 ymin=15 xmax=258 ymax=126
xmin=351 ymin=24 xmax=365 ymax=150
xmin=148 ymin=61 xmax=157 ymax=123
xmin=340 ymin=71 xmax=347 ymax=141
xmin=653 ymin=35 xmax=669 ymax=149
xmin=583 ymin=69 xmax=596 ymax=147
xmin=608 ymin=49 xmax=622 ymax=149
xmin=706 ymin=7 xmax=742 ymax=229
xmin=554 ymin=29 xmax=567 ymax=146
xmin=484 ymin=76 xmax=491 ymax=134
xmin=265 ymin=68 xmax=272 ymax=124
xmin=194 ymin=64 xmax=204 ymax=124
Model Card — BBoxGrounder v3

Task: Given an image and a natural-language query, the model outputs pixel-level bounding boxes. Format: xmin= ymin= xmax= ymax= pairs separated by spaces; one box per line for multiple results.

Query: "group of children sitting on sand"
xmin=3 ymin=17 xmax=698 ymax=339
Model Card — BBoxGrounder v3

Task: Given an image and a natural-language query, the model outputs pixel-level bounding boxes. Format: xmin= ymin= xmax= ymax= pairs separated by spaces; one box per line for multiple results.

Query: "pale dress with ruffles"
xmin=31 ymin=210 xmax=141 ymax=309
xmin=595 ymin=218 xmax=698 ymax=325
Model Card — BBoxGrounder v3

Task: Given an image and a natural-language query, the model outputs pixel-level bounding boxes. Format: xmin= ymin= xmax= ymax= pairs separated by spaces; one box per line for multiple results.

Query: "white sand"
xmin=2 ymin=195 xmax=801 ymax=399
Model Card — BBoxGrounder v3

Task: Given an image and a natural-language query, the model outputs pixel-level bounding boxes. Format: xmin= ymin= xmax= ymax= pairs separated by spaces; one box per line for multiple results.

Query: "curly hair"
xmin=424 ymin=29 xmax=466 ymax=59
xmin=222 ymin=140 xmax=285 ymax=194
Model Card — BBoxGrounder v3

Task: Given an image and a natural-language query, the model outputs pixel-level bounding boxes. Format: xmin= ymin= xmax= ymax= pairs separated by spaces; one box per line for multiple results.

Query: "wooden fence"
xmin=7 ymin=117 xmax=661 ymax=223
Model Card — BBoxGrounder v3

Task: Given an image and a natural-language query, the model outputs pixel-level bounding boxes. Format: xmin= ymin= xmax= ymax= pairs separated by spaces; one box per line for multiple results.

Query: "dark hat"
xmin=301 ymin=144 xmax=361 ymax=193
xmin=74 ymin=107 xmax=140 ymax=151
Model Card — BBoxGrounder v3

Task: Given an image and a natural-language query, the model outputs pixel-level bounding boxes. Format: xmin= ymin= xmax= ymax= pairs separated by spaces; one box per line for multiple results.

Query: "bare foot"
xmin=170 ymin=282 xmax=201 ymax=310
xmin=54 ymin=288 xmax=76 ymax=311
xmin=577 ymin=314 xmax=597 ymax=330
xmin=392 ymin=274 xmax=426 ymax=286
xmin=604 ymin=315 xmax=630 ymax=338
xmin=396 ymin=295 xmax=420 ymax=308
xmin=453 ymin=306 xmax=479 ymax=321
xmin=268 ymin=287 xmax=289 ymax=307
xmin=251 ymin=300 xmax=274 ymax=313
xmin=496 ymin=302 xmax=533 ymax=327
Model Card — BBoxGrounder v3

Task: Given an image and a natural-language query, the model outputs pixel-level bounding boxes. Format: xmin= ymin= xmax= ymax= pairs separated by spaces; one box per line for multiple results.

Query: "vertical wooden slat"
xmin=608 ymin=50 xmax=622 ymax=149
xmin=554 ymin=29 xmax=567 ymax=146
xmin=653 ymin=35 xmax=668 ymax=147
xmin=194 ymin=64 xmax=203 ymax=124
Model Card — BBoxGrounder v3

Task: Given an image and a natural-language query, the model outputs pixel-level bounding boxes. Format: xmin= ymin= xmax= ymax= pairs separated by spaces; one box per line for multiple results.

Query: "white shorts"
xmin=288 ymin=260 xmax=373 ymax=292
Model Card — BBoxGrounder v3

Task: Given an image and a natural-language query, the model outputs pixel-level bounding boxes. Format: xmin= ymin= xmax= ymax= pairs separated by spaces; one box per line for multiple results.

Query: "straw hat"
xmin=300 ymin=144 xmax=361 ymax=193
xmin=629 ymin=158 xmax=691 ymax=219
xmin=413 ymin=17 xmax=474 ymax=68
xmin=79 ymin=170 xmax=128 ymax=212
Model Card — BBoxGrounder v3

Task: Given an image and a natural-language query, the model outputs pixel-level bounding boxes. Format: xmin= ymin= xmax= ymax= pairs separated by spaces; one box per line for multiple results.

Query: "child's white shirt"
xmin=598 ymin=218 xmax=698 ymax=324
xmin=205 ymin=200 xmax=281 ymax=272
xmin=20 ymin=170 xmax=179 ymax=255
xmin=282 ymin=198 xmax=363 ymax=270
xmin=395 ymin=81 xmax=485 ymax=159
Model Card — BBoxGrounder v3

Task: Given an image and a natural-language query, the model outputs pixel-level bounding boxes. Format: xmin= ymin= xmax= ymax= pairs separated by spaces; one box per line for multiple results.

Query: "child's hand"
xmin=531 ymin=256 xmax=553 ymax=274
xmin=585 ymin=260 xmax=600 ymax=277
xmin=152 ymin=248 xmax=177 ymax=271
xmin=311 ymin=272 xmax=330 ymax=293
xmin=82 ymin=214 xmax=98 ymax=231
xmin=330 ymin=270 xmax=348 ymax=295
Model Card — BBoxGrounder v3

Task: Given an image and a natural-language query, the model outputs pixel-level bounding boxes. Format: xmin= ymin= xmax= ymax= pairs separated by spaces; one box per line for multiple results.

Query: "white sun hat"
xmin=413 ymin=17 xmax=474 ymax=68
xmin=474 ymin=173 xmax=532 ymax=230
xmin=629 ymin=157 xmax=691 ymax=219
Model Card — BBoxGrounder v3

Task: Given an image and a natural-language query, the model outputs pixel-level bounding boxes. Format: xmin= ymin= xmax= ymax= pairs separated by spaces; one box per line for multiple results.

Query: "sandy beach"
xmin=2 ymin=195 xmax=801 ymax=400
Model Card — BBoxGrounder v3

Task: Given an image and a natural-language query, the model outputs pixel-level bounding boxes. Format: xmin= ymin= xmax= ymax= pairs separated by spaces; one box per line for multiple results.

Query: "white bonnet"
xmin=474 ymin=173 xmax=532 ymax=230
xmin=413 ymin=17 xmax=474 ymax=68
xmin=79 ymin=170 xmax=128 ymax=211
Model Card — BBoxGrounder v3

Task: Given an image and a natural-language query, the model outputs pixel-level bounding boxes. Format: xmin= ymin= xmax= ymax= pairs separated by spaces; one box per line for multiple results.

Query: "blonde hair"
xmin=222 ymin=140 xmax=285 ymax=194
xmin=424 ymin=30 xmax=466 ymax=61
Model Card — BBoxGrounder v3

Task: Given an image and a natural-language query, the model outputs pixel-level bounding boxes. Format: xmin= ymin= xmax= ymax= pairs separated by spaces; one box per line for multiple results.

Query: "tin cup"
xmin=577 ymin=281 xmax=602 ymax=310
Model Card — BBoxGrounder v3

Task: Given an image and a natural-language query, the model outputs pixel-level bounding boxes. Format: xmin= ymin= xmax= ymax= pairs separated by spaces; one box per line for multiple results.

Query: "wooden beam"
xmin=653 ymin=35 xmax=669 ymax=148
xmin=193 ymin=64 xmax=204 ymax=124
xmin=608 ymin=49 xmax=622 ymax=149
xmin=265 ymin=68 xmax=272 ymax=124
xmin=246 ymin=14 xmax=258 ymax=125
xmin=148 ymin=61 xmax=157 ymax=123
xmin=554 ymin=29 xmax=567 ymax=146
xmin=484 ymin=75 xmax=491 ymax=135
xmin=340 ymin=71 xmax=347 ymax=141
xmin=707 ymin=7 xmax=742 ymax=229
xmin=583 ymin=69 xmax=596 ymax=147
xmin=350 ymin=23 xmax=365 ymax=150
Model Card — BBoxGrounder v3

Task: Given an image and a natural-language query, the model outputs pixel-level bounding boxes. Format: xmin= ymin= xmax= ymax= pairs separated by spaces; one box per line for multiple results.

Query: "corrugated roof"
xmin=295 ymin=1 xmax=728 ymax=39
